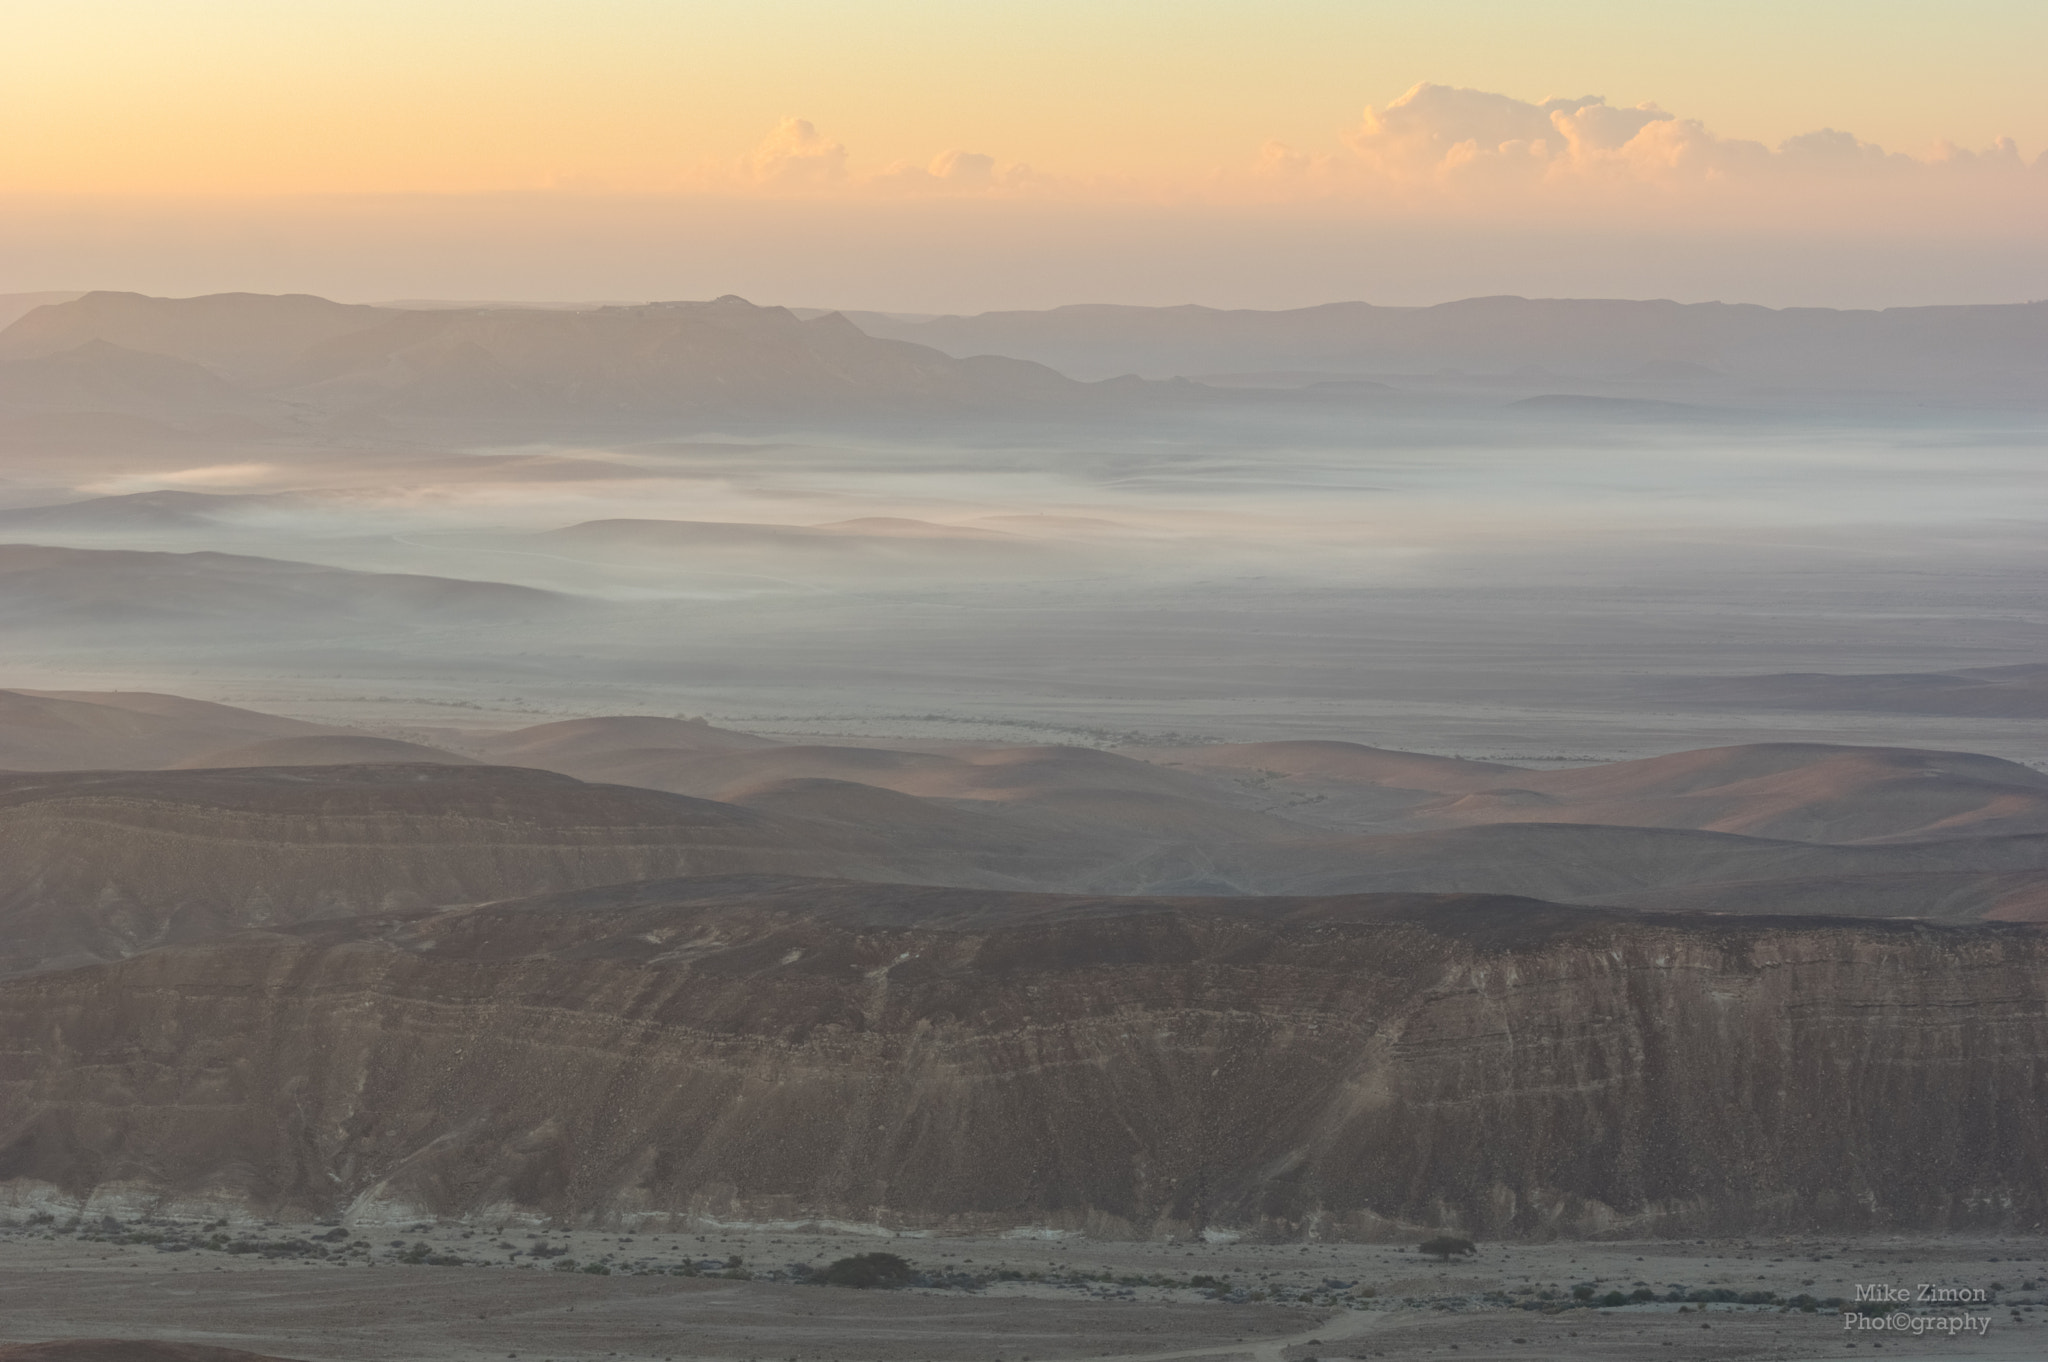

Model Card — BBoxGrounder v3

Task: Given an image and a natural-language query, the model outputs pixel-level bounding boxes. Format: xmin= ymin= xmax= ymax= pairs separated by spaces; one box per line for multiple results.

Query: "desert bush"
xmin=819 ymin=1251 xmax=915 ymax=1289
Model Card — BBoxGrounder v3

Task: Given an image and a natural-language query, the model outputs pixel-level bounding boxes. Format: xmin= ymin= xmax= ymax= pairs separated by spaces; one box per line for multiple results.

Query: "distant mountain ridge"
xmin=848 ymin=296 xmax=2048 ymax=396
xmin=0 ymin=291 xmax=1117 ymax=429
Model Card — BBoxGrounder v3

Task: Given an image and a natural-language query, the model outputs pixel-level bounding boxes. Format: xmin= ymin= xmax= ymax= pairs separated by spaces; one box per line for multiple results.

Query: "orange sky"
xmin=7 ymin=1 xmax=2046 ymax=308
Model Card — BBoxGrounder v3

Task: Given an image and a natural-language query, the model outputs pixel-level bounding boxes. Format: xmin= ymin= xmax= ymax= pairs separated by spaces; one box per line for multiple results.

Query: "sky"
xmin=6 ymin=0 xmax=2047 ymax=310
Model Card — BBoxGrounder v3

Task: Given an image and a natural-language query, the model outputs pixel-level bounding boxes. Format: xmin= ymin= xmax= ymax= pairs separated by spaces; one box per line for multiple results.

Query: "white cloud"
xmin=741 ymin=118 xmax=848 ymax=189
xmin=1257 ymin=82 xmax=2041 ymax=199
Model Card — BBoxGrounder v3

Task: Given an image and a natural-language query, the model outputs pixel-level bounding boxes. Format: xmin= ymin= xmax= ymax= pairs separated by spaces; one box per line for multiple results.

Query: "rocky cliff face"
xmin=1 ymin=876 xmax=2040 ymax=1239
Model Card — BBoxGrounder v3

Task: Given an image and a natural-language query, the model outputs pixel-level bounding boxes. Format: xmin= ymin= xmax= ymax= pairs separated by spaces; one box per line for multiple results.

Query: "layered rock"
xmin=0 ymin=876 xmax=2039 ymax=1239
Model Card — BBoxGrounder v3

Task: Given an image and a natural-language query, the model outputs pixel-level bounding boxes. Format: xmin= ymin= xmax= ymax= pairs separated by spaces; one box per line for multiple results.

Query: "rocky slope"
xmin=0 ymin=876 xmax=2040 ymax=1239
xmin=0 ymin=766 xmax=864 ymax=976
xmin=0 ymin=763 xmax=1179 ymax=978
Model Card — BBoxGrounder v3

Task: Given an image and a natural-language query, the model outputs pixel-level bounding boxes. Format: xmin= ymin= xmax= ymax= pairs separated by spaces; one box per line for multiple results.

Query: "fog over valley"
xmin=2 ymin=290 xmax=2044 ymax=766
xmin=2 ymin=285 xmax=2046 ymax=1362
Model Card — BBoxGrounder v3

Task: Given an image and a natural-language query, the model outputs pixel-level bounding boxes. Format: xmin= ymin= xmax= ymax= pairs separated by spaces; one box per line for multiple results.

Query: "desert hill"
xmin=1132 ymin=740 xmax=1528 ymax=824
xmin=1120 ymin=740 xmax=2048 ymax=844
xmin=0 ymin=291 xmax=389 ymax=381
xmin=0 ymin=544 xmax=571 ymax=635
xmin=1655 ymin=662 xmax=2048 ymax=719
xmin=1405 ymin=742 xmax=2048 ymax=843
xmin=1217 ymin=821 xmax=2048 ymax=921
xmin=0 ymin=764 xmax=867 ymax=977
xmin=169 ymin=734 xmax=481 ymax=768
xmin=512 ymin=516 xmax=1069 ymax=580
xmin=0 ymin=342 xmax=252 ymax=415
xmin=471 ymin=714 xmax=778 ymax=764
xmin=530 ymin=741 xmax=1222 ymax=806
xmin=850 ymin=296 xmax=2048 ymax=398
xmin=0 ymin=491 xmax=281 ymax=535
xmin=5 ymin=683 xmax=2042 ymax=938
xmin=0 ymin=873 xmax=2039 ymax=1237
xmin=0 ymin=761 xmax=1198 ymax=978
xmin=0 ymin=290 xmax=86 ymax=332
xmin=0 ymin=689 xmax=335 ymax=771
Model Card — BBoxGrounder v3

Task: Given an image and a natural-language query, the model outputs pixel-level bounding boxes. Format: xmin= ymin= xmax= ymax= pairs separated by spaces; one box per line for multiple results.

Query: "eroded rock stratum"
xmin=1 ymin=875 xmax=2041 ymax=1239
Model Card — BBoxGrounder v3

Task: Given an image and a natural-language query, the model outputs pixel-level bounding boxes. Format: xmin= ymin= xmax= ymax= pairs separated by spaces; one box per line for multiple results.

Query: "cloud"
xmin=873 ymin=148 xmax=1003 ymax=193
xmin=84 ymin=463 xmax=278 ymax=494
xmin=741 ymin=118 xmax=849 ymax=190
xmin=1255 ymin=82 xmax=2042 ymax=204
xmin=738 ymin=128 xmax=1048 ymax=197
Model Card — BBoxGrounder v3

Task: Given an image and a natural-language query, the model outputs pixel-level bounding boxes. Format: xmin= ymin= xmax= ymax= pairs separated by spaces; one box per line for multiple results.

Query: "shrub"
xmin=1419 ymin=1235 xmax=1477 ymax=1262
xmin=819 ymin=1252 xmax=915 ymax=1289
xmin=1600 ymin=1291 xmax=1628 ymax=1308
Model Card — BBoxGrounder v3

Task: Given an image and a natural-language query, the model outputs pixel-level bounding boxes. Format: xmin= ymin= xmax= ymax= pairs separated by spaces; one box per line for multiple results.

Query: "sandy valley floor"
xmin=1 ymin=1223 xmax=2041 ymax=1362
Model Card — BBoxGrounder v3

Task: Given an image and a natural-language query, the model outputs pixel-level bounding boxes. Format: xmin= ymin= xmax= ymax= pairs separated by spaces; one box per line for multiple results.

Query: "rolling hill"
xmin=0 ymin=689 xmax=336 ymax=771
xmin=0 ymin=544 xmax=572 ymax=635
